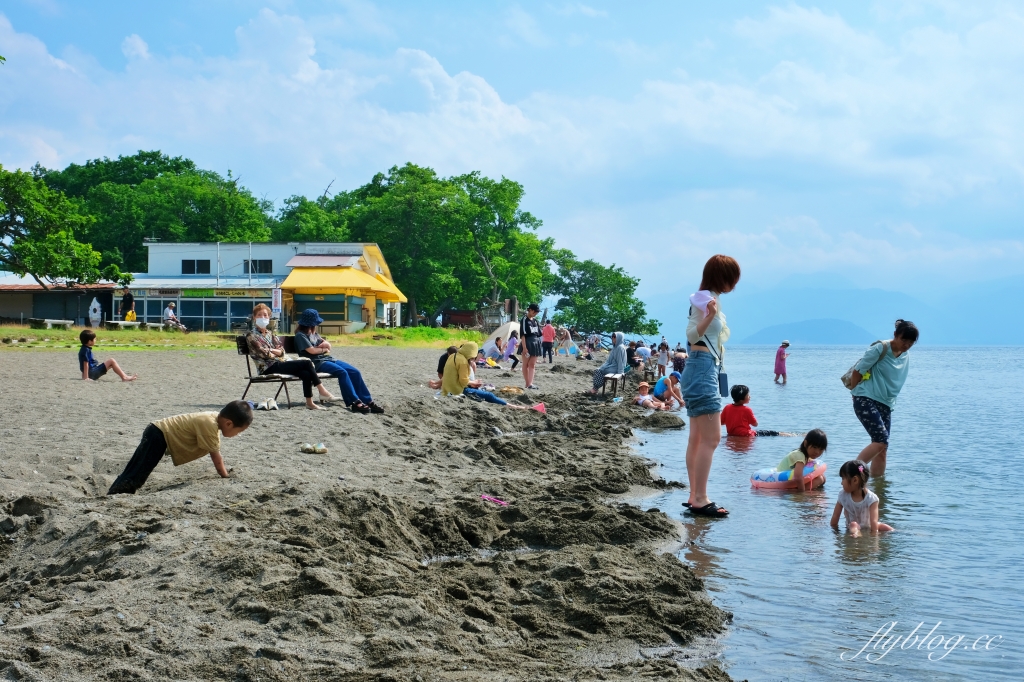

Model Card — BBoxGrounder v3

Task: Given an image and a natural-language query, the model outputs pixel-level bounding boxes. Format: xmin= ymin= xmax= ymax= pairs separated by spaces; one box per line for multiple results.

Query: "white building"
xmin=127 ymin=242 xmax=405 ymax=333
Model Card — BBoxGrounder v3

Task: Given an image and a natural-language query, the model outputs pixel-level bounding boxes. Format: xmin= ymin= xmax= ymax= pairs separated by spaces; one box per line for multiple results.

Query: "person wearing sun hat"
xmin=293 ymin=308 xmax=383 ymax=414
xmin=775 ymin=340 xmax=791 ymax=384
xmin=653 ymin=370 xmax=685 ymax=410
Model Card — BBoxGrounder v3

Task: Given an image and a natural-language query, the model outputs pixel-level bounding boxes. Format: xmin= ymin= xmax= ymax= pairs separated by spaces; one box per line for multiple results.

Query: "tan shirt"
xmin=154 ymin=412 xmax=221 ymax=466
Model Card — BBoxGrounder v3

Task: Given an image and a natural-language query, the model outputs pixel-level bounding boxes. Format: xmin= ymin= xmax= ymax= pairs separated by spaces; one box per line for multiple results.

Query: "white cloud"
xmin=121 ymin=34 xmax=150 ymax=61
xmin=2 ymin=5 xmax=1024 ymax=289
xmin=554 ymin=3 xmax=608 ymax=19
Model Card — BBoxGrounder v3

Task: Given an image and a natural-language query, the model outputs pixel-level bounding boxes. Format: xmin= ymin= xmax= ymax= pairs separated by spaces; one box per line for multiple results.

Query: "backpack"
xmin=841 ymin=341 xmax=890 ymax=390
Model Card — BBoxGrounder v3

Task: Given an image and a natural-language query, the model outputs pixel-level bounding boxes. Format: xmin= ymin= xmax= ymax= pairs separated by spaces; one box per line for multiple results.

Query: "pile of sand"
xmin=0 ymin=348 xmax=731 ymax=681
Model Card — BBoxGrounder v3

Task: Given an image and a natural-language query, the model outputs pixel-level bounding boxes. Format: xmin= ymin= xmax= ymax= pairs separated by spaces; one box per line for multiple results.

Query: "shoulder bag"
xmin=841 ymin=340 xmax=889 ymax=390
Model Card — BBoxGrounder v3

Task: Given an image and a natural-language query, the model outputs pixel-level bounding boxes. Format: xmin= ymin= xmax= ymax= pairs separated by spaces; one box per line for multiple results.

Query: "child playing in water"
xmin=830 ymin=460 xmax=894 ymax=536
xmin=721 ymin=385 xmax=797 ymax=437
xmin=634 ymin=382 xmax=669 ymax=410
xmin=657 ymin=342 xmax=670 ymax=378
xmin=776 ymin=428 xmax=828 ymax=491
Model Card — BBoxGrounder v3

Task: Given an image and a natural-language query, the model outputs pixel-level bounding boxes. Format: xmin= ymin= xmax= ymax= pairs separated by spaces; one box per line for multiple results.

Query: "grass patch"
xmin=0 ymin=324 xmax=484 ymax=351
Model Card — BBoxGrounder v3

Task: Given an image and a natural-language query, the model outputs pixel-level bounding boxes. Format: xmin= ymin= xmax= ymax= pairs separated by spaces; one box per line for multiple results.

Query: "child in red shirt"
xmin=722 ymin=385 xmax=795 ymax=437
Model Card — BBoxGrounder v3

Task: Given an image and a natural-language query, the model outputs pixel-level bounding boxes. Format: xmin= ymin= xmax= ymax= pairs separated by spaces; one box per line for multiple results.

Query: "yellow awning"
xmin=374 ymin=273 xmax=408 ymax=303
xmin=281 ymin=267 xmax=407 ymax=303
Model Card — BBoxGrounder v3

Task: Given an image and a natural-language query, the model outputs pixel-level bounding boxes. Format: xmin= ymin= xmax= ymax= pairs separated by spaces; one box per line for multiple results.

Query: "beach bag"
xmin=841 ymin=341 xmax=889 ymax=390
xmin=702 ymin=333 xmax=729 ymax=398
xmin=124 ymin=310 xmax=136 ymax=322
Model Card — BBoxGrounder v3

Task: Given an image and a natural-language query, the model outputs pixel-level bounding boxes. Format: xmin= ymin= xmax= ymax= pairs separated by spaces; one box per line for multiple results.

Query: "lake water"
xmin=634 ymin=346 xmax=1023 ymax=681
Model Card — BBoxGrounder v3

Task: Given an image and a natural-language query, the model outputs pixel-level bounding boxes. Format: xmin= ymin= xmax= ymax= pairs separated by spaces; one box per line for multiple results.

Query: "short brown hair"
xmin=252 ymin=303 xmax=271 ymax=317
xmin=699 ymin=255 xmax=741 ymax=293
xmin=79 ymin=329 xmax=96 ymax=345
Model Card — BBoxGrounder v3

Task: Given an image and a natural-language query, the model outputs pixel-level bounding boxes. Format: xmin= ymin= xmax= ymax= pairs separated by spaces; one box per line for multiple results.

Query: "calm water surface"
xmin=635 ymin=346 xmax=1023 ymax=681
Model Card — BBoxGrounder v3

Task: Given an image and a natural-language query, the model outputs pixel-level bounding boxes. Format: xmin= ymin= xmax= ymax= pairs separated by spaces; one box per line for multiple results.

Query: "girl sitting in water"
xmin=634 ymin=382 xmax=669 ymax=410
xmin=776 ymin=429 xmax=828 ymax=491
xmin=830 ymin=460 xmax=894 ymax=536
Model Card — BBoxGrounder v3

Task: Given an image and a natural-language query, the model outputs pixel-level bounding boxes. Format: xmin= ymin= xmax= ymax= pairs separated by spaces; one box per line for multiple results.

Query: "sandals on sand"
xmin=350 ymin=402 xmax=371 ymax=414
xmin=368 ymin=401 xmax=385 ymax=414
xmin=685 ymin=501 xmax=729 ymax=518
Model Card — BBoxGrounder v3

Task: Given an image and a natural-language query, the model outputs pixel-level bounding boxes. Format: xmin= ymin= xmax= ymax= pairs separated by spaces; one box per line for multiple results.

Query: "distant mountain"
xmin=739 ymin=319 xmax=875 ymax=345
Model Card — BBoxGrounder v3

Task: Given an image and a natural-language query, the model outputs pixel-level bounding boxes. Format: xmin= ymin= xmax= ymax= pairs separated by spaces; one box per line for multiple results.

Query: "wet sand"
xmin=0 ymin=348 xmax=731 ymax=681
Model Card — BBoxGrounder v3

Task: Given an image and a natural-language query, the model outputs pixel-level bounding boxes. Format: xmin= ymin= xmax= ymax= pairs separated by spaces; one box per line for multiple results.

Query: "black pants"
xmin=509 ymin=355 xmax=520 ymax=370
xmin=542 ymin=341 xmax=554 ymax=362
xmin=109 ymin=424 xmax=167 ymax=495
xmin=266 ymin=359 xmax=321 ymax=398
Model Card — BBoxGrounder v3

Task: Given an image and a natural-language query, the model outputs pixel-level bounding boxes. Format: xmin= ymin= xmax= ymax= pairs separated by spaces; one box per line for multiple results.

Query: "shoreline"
xmin=0 ymin=348 xmax=732 ymax=680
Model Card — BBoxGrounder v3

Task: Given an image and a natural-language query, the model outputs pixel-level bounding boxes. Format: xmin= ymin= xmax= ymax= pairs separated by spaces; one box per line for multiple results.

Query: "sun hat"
xmin=639 ymin=382 xmax=650 ymax=388
xmin=781 ymin=340 xmax=790 ymax=346
xmin=298 ymin=308 xmax=324 ymax=327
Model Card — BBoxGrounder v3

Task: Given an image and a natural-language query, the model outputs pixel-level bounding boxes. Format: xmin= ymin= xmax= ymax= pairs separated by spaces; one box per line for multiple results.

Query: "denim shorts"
xmin=680 ymin=349 xmax=721 ymax=418
xmin=853 ymin=396 xmax=891 ymax=444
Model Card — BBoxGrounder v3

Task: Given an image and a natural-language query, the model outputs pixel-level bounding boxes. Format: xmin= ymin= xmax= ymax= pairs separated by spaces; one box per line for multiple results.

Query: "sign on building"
xmin=272 ymin=288 xmax=282 ymax=316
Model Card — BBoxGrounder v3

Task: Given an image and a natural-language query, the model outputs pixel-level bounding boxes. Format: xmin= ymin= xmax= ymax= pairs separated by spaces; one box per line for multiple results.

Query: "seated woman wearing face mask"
xmin=245 ymin=304 xmax=337 ymax=410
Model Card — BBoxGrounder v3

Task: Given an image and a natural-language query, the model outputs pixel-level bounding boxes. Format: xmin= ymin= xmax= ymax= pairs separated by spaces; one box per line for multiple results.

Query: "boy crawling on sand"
xmin=78 ymin=329 xmax=136 ymax=382
xmin=108 ymin=400 xmax=253 ymax=495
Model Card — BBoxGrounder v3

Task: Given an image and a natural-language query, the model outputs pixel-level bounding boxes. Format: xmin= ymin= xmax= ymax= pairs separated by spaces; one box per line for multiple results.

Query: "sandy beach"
xmin=0 ymin=347 xmax=731 ymax=681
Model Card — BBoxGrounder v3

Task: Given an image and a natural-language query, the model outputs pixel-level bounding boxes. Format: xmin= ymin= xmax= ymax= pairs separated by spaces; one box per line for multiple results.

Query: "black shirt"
xmin=520 ymin=315 xmax=541 ymax=339
xmin=120 ymin=291 xmax=134 ymax=312
xmin=437 ymin=352 xmax=452 ymax=376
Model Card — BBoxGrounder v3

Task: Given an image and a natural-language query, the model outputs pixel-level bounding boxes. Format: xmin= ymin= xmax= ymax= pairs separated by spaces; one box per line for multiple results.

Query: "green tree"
xmin=548 ymin=250 xmax=660 ymax=335
xmin=451 ymin=172 xmax=553 ymax=307
xmin=36 ymin=151 xmax=272 ymax=272
xmin=272 ymin=195 xmax=349 ymax=242
xmin=35 ymin=150 xmax=197 ymax=198
xmin=340 ymin=164 xmax=474 ymax=325
xmin=0 ymin=165 xmax=130 ymax=287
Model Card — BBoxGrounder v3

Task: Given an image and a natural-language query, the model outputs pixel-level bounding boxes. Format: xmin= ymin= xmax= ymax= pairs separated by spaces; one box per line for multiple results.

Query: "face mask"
xmin=254 ymin=317 xmax=269 ymax=329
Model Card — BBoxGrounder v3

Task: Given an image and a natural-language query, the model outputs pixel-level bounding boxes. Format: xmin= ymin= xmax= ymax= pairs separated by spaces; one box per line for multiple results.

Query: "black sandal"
xmin=368 ymin=401 xmax=385 ymax=414
xmin=351 ymin=402 xmax=371 ymax=414
xmin=687 ymin=502 xmax=729 ymax=517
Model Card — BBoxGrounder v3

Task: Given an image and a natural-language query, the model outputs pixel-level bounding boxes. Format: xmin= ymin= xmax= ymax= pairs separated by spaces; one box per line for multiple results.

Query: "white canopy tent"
xmin=485 ymin=321 xmax=518 ymax=345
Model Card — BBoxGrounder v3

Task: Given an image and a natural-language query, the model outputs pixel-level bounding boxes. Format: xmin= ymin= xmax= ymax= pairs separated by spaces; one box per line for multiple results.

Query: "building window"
xmin=244 ymin=259 xmax=273 ymax=274
xmin=182 ymin=259 xmax=211 ymax=274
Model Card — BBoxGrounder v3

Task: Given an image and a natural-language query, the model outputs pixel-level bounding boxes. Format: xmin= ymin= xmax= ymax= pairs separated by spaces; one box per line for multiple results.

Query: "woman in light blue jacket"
xmin=848 ymin=319 xmax=919 ymax=477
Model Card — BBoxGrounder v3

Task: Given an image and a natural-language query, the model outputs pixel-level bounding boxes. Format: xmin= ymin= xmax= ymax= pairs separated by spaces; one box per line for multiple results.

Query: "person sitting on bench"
xmin=589 ymin=331 xmax=626 ymax=395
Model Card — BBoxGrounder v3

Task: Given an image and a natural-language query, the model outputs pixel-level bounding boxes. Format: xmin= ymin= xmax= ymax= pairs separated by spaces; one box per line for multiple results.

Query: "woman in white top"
xmin=680 ymin=255 xmax=740 ymax=518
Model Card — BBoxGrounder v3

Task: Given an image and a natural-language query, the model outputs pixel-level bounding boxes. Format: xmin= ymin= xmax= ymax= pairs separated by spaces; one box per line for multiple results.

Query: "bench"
xmin=104 ymin=321 xmax=142 ymax=331
xmin=642 ymin=367 xmax=656 ymax=384
xmin=601 ymin=373 xmax=624 ymax=398
xmin=28 ymin=318 xmax=73 ymax=330
xmin=236 ymin=335 xmax=333 ymax=408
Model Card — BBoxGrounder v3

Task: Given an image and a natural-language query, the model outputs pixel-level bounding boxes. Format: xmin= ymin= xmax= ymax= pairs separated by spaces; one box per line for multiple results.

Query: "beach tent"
xmin=485 ymin=321 xmax=518 ymax=345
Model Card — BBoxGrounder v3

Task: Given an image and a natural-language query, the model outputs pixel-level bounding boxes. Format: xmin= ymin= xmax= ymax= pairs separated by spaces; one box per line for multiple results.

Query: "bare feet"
xmin=122 ymin=374 xmax=138 ymax=382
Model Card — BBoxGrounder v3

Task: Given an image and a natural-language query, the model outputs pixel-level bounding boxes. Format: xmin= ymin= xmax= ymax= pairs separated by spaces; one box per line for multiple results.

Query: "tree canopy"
xmin=0 ymin=165 xmax=130 ymax=287
xmin=14 ymin=150 xmax=659 ymax=334
xmin=548 ymin=249 xmax=660 ymax=335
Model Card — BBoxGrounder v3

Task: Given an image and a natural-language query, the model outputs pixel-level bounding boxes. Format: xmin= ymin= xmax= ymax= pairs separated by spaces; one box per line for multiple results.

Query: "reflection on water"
xmin=635 ymin=347 xmax=1023 ymax=681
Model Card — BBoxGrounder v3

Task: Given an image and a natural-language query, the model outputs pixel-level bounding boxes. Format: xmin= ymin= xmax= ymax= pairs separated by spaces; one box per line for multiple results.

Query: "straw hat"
xmin=781 ymin=340 xmax=790 ymax=346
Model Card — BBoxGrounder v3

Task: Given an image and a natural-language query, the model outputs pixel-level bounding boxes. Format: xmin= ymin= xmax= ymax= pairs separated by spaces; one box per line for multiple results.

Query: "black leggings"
xmin=509 ymin=355 xmax=520 ymax=370
xmin=266 ymin=359 xmax=322 ymax=398
xmin=109 ymin=424 xmax=166 ymax=495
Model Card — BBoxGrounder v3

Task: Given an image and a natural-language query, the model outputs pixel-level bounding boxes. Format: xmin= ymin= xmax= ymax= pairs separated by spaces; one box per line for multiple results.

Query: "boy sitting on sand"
xmin=107 ymin=400 xmax=253 ymax=495
xmin=78 ymin=329 xmax=137 ymax=382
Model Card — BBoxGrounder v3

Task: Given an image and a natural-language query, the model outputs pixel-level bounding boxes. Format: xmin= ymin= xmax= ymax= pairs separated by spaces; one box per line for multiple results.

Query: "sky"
xmin=2 ymin=0 xmax=1024 ymax=306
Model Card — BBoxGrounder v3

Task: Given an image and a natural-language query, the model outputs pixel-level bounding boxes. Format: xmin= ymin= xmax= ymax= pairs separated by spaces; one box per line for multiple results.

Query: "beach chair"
xmin=236 ymin=336 xmax=333 ymax=408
